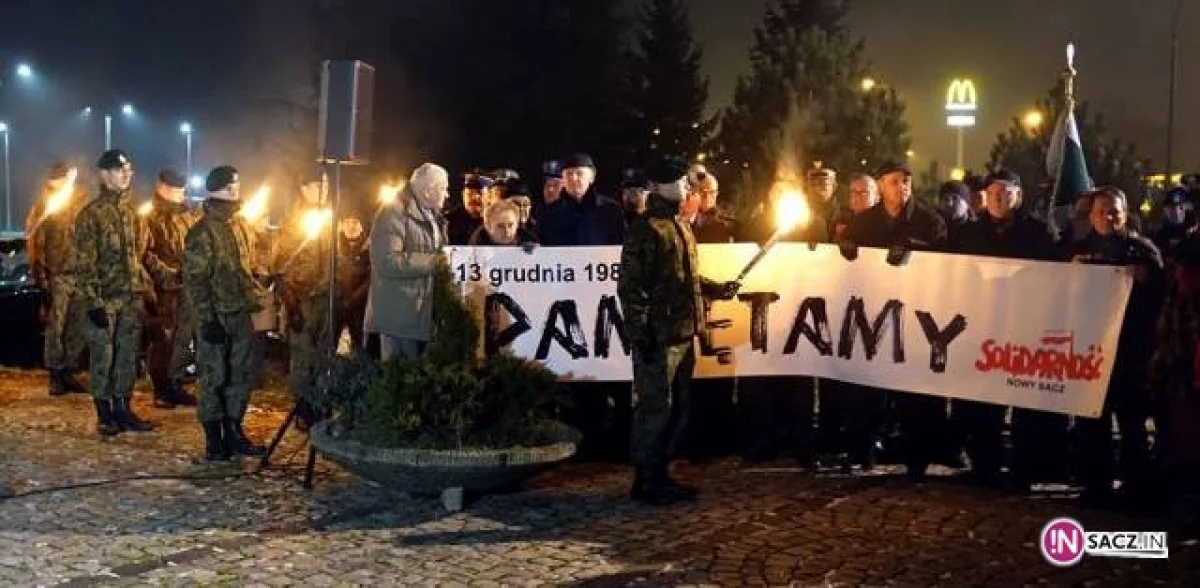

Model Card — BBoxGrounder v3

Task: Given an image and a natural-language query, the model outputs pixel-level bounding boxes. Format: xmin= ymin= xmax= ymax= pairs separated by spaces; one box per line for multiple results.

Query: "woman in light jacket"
xmin=365 ymin=163 xmax=448 ymax=360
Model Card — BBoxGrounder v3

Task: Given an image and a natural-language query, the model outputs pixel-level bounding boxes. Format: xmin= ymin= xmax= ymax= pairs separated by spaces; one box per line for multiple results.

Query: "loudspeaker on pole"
xmin=318 ymin=60 xmax=374 ymax=165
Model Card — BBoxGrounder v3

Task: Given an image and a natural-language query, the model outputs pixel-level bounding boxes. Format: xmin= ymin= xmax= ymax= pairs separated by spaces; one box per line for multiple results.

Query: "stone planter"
xmin=310 ymin=420 xmax=580 ymax=500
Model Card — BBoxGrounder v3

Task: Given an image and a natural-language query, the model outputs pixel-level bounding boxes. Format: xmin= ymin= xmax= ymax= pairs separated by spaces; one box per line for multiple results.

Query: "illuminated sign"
xmin=946 ymin=78 xmax=978 ymax=127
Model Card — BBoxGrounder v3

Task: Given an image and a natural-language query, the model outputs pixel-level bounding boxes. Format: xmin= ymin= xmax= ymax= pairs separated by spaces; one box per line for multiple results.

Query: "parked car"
xmin=0 ymin=232 xmax=45 ymax=367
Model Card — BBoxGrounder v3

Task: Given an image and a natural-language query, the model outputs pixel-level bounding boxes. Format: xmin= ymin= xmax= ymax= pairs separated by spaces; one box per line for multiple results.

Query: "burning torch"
xmin=734 ymin=181 xmax=812 ymax=284
xmin=378 ymin=181 xmax=404 ymax=206
xmin=238 ymin=184 xmax=271 ymax=224
xmin=41 ymin=168 xmax=79 ymax=219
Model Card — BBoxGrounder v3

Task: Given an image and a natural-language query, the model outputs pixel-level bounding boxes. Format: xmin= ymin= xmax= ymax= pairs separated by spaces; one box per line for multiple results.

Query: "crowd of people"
xmin=19 ymin=144 xmax=1200 ymax=523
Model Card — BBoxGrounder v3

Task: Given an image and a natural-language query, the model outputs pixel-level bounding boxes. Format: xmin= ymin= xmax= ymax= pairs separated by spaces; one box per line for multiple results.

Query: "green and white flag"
xmin=1045 ymin=105 xmax=1091 ymax=207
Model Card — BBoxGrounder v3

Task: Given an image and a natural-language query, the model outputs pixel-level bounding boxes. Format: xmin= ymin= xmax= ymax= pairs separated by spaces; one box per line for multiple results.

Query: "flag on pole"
xmin=1045 ymin=105 xmax=1091 ymax=208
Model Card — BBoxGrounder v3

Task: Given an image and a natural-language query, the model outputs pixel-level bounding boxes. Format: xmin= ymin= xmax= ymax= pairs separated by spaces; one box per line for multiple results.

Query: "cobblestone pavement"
xmin=2 ymin=368 xmax=1198 ymax=587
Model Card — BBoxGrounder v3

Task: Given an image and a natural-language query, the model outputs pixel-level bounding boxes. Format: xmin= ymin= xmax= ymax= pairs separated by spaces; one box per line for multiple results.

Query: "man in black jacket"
xmin=957 ymin=169 xmax=1061 ymax=489
xmin=539 ymin=153 xmax=626 ymax=247
xmin=1070 ymin=187 xmax=1166 ymax=507
xmin=840 ymin=161 xmax=948 ymax=482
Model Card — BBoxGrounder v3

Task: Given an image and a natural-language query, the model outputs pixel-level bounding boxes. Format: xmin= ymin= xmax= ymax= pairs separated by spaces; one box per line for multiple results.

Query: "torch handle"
xmin=735 ymin=232 xmax=783 ymax=283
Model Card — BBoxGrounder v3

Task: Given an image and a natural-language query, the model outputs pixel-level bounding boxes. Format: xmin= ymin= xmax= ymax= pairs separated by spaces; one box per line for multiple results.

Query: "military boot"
xmin=223 ymin=418 xmax=266 ymax=457
xmin=112 ymin=396 xmax=155 ymax=432
xmin=49 ymin=369 xmax=69 ymax=397
xmin=202 ymin=421 xmax=231 ymax=462
xmin=169 ymin=380 xmax=197 ymax=407
xmin=93 ymin=399 xmax=121 ymax=437
xmin=153 ymin=379 xmax=178 ymax=409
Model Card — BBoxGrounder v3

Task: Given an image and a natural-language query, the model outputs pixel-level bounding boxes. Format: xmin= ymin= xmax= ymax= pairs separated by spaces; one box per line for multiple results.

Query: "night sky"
xmin=693 ymin=0 xmax=1199 ymax=173
xmin=0 ymin=0 xmax=1195 ymax=225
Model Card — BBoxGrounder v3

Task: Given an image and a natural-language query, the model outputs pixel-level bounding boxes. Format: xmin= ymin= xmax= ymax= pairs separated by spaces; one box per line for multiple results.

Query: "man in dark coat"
xmin=840 ymin=161 xmax=949 ymax=482
xmin=539 ymin=153 xmax=626 ymax=247
xmin=956 ymin=169 xmax=1060 ymax=489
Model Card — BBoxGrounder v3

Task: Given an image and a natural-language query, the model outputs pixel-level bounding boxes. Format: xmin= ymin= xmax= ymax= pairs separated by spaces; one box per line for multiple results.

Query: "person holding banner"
xmin=736 ymin=175 xmax=830 ymax=467
xmin=957 ymin=169 xmax=1061 ymax=490
xmin=1070 ymin=187 xmax=1165 ymax=508
xmin=618 ymin=155 xmax=740 ymax=505
xmin=840 ymin=161 xmax=948 ymax=482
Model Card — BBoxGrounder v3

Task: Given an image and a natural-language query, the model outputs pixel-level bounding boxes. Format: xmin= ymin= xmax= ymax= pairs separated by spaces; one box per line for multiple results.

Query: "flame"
xmin=239 ymin=184 xmax=270 ymax=222
xmin=379 ymin=181 xmax=404 ymax=205
xmin=302 ymin=207 xmax=332 ymax=241
xmin=137 ymin=201 xmax=153 ymax=216
xmin=42 ymin=168 xmax=79 ymax=218
xmin=773 ymin=183 xmax=811 ymax=233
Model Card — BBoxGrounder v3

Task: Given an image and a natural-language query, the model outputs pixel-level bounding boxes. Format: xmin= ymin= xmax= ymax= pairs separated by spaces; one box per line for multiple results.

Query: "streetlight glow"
xmin=121 ymin=103 xmax=134 ymax=116
xmin=180 ymin=122 xmax=192 ymax=135
xmin=1022 ymin=109 xmax=1045 ymax=131
xmin=15 ymin=63 xmax=33 ymax=78
xmin=861 ymin=77 xmax=877 ymax=92
xmin=189 ymin=175 xmax=204 ymax=189
xmin=81 ymin=106 xmax=92 ymax=117
xmin=0 ymin=122 xmax=7 ymax=133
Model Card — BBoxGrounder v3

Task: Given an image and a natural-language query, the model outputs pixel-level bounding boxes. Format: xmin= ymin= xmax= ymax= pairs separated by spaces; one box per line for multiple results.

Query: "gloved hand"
xmin=886 ymin=243 xmax=912 ymax=266
xmin=521 ymin=241 xmax=538 ymax=254
xmin=87 ymin=308 xmax=109 ymax=329
xmin=717 ymin=281 xmax=741 ymax=300
xmin=838 ymin=239 xmax=859 ymax=261
xmin=289 ymin=310 xmax=305 ymax=333
xmin=201 ymin=320 xmax=227 ymax=345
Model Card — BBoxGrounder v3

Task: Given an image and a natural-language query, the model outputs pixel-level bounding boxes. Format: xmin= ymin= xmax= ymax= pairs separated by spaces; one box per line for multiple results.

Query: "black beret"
xmin=939 ymin=181 xmax=971 ymax=201
xmin=985 ymin=168 xmax=1021 ymax=188
xmin=542 ymin=160 xmax=562 ymax=178
xmin=47 ymin=161 xmax=72 ymax=180
xmin=807 ymin=167 xmax=836 ymax=179
xmin=205 ymin=165 xmax=239 ymax=193
xmin=963 ymin=171 xmax=987 ymax=192
xmin=96 ymin=149 xmax=131 ymax=170
xmin=645 ymin=155 xmax=690 ymax=185
xmin=874 ymin=160 xmax=911 ymax=179
xmin=502 ymin=178 xmax=530 ymax=198
xmin=158 ymin=168 xmax=186 ymax=189
xmin=561 ymin=153 xmax=595 ymax=169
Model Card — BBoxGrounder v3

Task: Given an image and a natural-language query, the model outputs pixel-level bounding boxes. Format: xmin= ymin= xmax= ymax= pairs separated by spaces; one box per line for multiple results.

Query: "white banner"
xmin=448 ymin=244 xmax=1133 ymax=418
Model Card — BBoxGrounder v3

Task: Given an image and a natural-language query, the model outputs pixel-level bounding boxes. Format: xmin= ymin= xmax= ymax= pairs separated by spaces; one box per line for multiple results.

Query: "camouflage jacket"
xmin=618 ymin=193 xmax=723 ymax=346
xmin=272 ymin=203 xmax=331 ymax=299
xmin=183 ymin=201 xmax=261 ymax=319
xmin=144 ymin=198 xmax=202 ymax=291
xmin=74 ymin=186 xmax=151 ymax=309
xmin=27 ymin=187 xmax=88 ymax=279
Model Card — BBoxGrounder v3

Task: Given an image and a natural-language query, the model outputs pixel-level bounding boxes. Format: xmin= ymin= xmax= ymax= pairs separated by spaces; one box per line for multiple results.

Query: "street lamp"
xmin=15 ymin=63 xmax=33 ymax=79
xmin=103 ymin=103 xmax=135 ymax=150
xmin=180 ymin=122 xmax=193 ymax=180
xmin=860 ymin=77 xmax=877 ymax=92
xmin=0 ymin=122 xmax=10 ymax=230
xmin=945 ymin=78 xmax=978 ymax=171
xmin=1021 ymin=109 xmax=1044 ymax=133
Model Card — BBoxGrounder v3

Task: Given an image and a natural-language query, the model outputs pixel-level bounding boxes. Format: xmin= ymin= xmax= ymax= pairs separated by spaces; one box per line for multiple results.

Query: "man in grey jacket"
xmin=365 ymin=163 xmax=448 ymax=360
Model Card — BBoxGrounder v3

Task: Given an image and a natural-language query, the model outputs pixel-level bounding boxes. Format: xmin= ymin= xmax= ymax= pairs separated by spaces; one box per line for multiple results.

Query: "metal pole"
xmin=955 ymin=127 xmax=964 ymax=171
xmin=104 ymin=115 xmax=112 ymax=150
xmin=3 ymin=131 xmax=9 ymax=231
xmin=1166 ymin=0 xmax=1182 ymax=187
xmin=185 ymin=133 xmax=192 ymax=180
xmin=327 ymin=161 xmax=340 ymax=359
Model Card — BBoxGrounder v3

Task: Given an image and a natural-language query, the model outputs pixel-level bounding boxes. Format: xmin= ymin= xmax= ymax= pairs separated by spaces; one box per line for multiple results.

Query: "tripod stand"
xmin=258 ymin=160 xmax=344 ymax=490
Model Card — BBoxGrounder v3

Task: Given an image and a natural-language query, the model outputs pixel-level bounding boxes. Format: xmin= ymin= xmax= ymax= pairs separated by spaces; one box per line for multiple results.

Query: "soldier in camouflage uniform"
xmin=74 ymin=150 xmax=155 ymax=436
xmin=618 ymin=155 xmax=740 ymax=505
xmin=184 ymin=166 xmax=266 ymax=461
xmin=26 ymin=161 xmax=89 ymax=396
xmin=272 ymin=173 xmax=331 ymax=429
xmin=143 ymin=169 xmax=202 ymax=408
